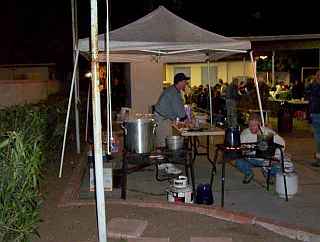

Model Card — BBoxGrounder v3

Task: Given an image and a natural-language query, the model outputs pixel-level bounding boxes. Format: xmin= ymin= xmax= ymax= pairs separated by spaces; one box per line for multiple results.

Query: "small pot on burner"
xmin=166 ymin=135 xmax=185 ymax=151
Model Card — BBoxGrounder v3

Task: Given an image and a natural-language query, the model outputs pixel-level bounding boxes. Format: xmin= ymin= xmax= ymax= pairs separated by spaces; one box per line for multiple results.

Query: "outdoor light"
xmin=85 ymin=72 xmax=92 ymax=78
xmin=259 ymin=56 xmax=268 ymax=60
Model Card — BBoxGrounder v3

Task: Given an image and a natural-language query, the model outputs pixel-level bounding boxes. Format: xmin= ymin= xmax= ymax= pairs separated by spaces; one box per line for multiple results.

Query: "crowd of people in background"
xmin=182 ymin=77 xmax=271 ymax=126
xmin=178 ymin=73 xmax=320 ymax=130
xmin=181 ymin=72 xmax=320 ymax=165
xmin=183 ymin=73 xmax=319 ymax=115
xmin=270 ymin=76 xmax=317 ymax=101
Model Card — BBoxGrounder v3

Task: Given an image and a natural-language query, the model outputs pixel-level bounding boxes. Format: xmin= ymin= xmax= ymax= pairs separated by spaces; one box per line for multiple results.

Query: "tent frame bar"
xmin=250 ymin=51 xmax=265 ymax=126
xmin=59 ymin=49 xmax=80 ymax=178
xmin=139 ymin=48 xmax=247 ymax=56
xmin=71 ymin=0 xmax=81 ymax=154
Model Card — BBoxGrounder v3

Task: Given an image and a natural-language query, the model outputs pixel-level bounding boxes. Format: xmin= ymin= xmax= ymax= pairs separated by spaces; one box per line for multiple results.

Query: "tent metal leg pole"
xmin=243 ymin=56 xmax=246 ymax=76
xmin=107 ymin=61 xmax=112 ymax=155
xmin=71 ymin=0 xmax=81 ymax=154
xmin=250 ymin=51 xmax=265 ymax=127
xmin=59 ymin=49 xmax=80 ymax=178
xmin=85 ymin=82 xmax=91 ymax=142
xmin=272 ymin=51 xmax=275 ymax=86
xmin=74 ymin=70 xmax=81 ymax=154
xmin=212 ymin=56 xmax=216 ymax=124
xmin=105 ymin=0 xmax=112 ymax=155
xmin=207 ymin=60 xmax=213 ymax=127
xmin=226 ymin=62 xmax=229 ymax=83
xmin=91 ymin=0 xmax=107 ymax=240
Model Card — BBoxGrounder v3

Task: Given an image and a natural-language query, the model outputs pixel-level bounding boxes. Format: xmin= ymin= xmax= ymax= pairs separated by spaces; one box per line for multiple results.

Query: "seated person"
xmin=235 ymin=113 xmax=285 ymax=184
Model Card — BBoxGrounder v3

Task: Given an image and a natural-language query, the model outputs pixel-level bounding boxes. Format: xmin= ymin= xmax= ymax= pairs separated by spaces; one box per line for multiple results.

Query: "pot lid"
xmin=124 ymin=117 xmax=155 ymax=123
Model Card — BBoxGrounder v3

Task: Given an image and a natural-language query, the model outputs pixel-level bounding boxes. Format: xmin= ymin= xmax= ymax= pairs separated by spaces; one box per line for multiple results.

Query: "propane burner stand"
xmin=121 ymin=148 xmax=195 ymax=200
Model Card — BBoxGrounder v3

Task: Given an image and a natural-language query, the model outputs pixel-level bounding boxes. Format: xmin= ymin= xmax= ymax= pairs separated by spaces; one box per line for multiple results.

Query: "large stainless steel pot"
xmin=122 ymin=118 xmax=157 ymax=154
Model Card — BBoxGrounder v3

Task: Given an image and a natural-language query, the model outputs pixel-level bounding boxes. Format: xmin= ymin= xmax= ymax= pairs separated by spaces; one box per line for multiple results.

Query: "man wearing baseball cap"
xmin=153 ymin=73 xmax=190 ymax=175
xmin=154 ymin=72 xmax=190 ymax=147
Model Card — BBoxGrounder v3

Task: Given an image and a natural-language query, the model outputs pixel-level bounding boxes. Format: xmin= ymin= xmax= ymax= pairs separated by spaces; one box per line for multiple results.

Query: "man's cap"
xmin=174 ymin=73 xmax=190 ymax=83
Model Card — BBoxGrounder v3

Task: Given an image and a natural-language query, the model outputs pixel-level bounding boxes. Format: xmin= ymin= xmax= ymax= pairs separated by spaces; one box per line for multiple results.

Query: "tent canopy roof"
xmin=110 ymin=6 xmax=232 ymax=43
xmin=79 ymin=6 xmax=251 ymax=61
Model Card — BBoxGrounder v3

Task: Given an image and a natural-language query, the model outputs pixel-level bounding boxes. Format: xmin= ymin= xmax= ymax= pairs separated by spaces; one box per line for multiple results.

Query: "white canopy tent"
xmin=77 ymin=5 xmax=256 ymax=126
xmin=60 ymin=5 xmax=264 ymax=242
xmin=77 ymin=6 xmax=255 ymax=142
xmin=78 ymin=6 xmax=251 ymax=62
xmin=60 ymin=6 xmax=268 ymax=176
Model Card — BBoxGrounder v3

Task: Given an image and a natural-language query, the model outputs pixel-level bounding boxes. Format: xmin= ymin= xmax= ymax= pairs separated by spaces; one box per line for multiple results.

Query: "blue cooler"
xmin=196 ymin=183 xmax=214 ymax=205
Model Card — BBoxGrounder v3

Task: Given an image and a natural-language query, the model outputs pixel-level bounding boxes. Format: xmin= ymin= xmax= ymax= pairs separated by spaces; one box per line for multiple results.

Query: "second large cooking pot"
xmin=166 ymin=136 xmax=184 ymax=151
xmin=122 ymin=118 xmax=157 ymax=154
xmin=224 ymin=126 xmax=241 ymax=148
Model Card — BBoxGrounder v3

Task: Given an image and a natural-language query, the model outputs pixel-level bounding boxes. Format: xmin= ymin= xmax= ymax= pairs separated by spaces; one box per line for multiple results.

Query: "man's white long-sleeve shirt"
xmin=240 ymin=126 xmax=285 ymax=159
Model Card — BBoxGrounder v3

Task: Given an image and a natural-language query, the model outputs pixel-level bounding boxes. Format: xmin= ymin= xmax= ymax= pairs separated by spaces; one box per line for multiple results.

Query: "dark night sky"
xmin=1 ymin=0 xmax=318 ymax=71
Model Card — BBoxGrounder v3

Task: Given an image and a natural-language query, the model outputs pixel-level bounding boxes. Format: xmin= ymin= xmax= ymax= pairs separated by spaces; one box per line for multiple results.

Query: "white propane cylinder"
xmin=173 ymin=176 xmax=188 ymax=189
xmin=166 ymin=185 xmax=193 ymax=204
xmin=276 ymin=172 xmax=298 ymax=198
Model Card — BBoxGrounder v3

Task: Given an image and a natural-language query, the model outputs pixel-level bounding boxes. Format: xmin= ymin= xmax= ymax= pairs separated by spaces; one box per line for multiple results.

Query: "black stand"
xmin=187 ymin=135 xmax=216 ymax=187
xmin=212 ymin=143 xmax=288 ymax=208
xmin=121 ymin=148 xmax=195 ymax=200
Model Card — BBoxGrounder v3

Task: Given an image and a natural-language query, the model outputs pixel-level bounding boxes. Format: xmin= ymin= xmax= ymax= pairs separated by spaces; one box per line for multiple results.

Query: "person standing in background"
xmin=183 ymin=80 xmax=193 ymax=104
xmin=111 ymin=76 xmax=126 ymax=111
xmin=219 ymin=79 xmax=228 ymax=97
xmin=225 ymin=78 xmax=245 ymax=127
xmin=306 ymin=71 xmax=320 ymax=167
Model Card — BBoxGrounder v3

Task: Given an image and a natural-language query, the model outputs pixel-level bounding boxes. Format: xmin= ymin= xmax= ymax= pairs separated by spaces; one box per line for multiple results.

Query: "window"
xmin=201 ymin=66 xmax=218 ymax=85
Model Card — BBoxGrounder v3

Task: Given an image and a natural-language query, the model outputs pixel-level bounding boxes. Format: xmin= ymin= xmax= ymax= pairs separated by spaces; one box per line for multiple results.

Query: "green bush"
xmin=0 ymin=132 xmax=42 ymax=242
xmin=0 ymin=100 xmax=68 ymax=241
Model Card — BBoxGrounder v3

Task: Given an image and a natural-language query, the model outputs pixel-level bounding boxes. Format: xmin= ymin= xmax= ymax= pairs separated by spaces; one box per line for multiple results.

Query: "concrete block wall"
xmin=0 ymin=79 xmax=61 ymax=107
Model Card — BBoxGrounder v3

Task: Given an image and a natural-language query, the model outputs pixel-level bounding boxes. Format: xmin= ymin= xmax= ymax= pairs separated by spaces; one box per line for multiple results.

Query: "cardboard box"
xmin=89 ymin=163 xmax=113 ymax=192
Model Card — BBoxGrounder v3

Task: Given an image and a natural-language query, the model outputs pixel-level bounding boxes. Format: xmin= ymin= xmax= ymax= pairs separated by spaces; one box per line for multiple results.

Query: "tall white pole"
xmin=85 ymin=82 xmax=91 ymax=142
xmin=207 ymin=58 xmax=213 ymax=126
xmin=226 ymin=62 xmax=229 ymax=83
xmin=59 ymin=49 xmax=80 ymax=178
xmin=105 ymin=0 xmax=112 ymax=155
xmin=319 ymin=48 xmax=320 ymax=68
xmin=243 ymin=56 xmax=246 ymax=76
xmin=272 ymin=51 xmax=275 ymax=86
xmin=250 ymin=51 xmax=265 ymax=127
xmin=71 ymin=0 xmax=81 ymax=154
xmin=91 ymin=0 xmax=107 ymax=240
xmin=212 ymin=57 xmax=216 ymax=122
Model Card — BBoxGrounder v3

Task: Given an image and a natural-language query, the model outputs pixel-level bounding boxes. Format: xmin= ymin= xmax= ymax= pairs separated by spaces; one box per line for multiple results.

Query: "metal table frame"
xmin=173 ymin=125 xmax=225 ymax=186
xmin=212 ymin=143 xmax=288 ymax=207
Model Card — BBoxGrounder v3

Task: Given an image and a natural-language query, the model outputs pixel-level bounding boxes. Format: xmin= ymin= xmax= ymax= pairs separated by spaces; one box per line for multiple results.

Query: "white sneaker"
xmin=157 ymin=163 xmax=182 ymax=175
